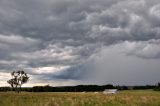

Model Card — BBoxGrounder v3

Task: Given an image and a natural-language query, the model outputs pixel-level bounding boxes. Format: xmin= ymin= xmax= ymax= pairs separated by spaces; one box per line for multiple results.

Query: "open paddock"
xmin=0 ymin=90 xmax=160 ymax=106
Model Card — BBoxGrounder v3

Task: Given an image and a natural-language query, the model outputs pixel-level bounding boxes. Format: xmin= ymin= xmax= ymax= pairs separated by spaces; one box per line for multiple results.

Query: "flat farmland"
xmin=0 ymin=90 xmax=160 ymax=106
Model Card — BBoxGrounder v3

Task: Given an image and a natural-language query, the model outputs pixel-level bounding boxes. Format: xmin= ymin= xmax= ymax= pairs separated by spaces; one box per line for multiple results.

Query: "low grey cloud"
xmin=124 ymin=39 xmax=160 ymax=59
xmin=0 ymin=0 xmax=160 ymax=86
xmin=86 ymin=43 xmax=160 ymax=85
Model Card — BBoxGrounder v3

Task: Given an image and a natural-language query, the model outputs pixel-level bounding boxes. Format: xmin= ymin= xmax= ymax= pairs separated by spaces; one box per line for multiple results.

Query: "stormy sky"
xmin=0 ymin=0 xmax=160 ymax=87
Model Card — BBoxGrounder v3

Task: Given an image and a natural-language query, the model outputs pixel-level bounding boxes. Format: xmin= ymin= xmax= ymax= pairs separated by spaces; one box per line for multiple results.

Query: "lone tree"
xmin=7 ymin=70 xmax=29 ymax=93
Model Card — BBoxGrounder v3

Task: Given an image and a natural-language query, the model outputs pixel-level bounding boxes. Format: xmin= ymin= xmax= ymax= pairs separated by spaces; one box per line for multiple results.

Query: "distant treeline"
xmin=154 ymin=83 xmax=160 ymax=91
xmin=32 ymin=84 xmax=115 ymax=92
xmin=0 ymin=84 xmax=159 ymax=92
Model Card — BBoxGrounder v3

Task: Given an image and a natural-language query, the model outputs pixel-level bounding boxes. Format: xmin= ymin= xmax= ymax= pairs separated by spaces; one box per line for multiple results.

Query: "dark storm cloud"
xmin=0 ymin=0 xmax=160 ymax=85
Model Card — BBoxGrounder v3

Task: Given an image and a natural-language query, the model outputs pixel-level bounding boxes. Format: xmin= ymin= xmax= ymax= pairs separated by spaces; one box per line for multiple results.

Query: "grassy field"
xmin=0 ymin=90 xmax=160 ymax=106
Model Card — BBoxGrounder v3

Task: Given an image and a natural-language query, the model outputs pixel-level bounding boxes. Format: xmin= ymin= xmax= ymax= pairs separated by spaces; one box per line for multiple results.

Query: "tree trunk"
xmin=15 ymin=85 xmax=19 ymax=93
xmin=19 ymin=85 xmax=22 ymax=93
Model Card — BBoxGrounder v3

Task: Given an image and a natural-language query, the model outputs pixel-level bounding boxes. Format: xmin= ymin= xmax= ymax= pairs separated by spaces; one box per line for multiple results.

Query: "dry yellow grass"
xmin=0 ymin=90 xmax=160 ymax=106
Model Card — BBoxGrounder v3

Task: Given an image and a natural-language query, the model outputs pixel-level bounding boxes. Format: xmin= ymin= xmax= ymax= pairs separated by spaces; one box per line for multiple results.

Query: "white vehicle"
xmin=103 ymin=89 xmax=118 ymax=94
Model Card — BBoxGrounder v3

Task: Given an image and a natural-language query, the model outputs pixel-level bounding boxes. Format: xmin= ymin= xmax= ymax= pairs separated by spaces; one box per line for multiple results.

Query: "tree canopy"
xmin=7 ymin=70 xmax=29 ymax=93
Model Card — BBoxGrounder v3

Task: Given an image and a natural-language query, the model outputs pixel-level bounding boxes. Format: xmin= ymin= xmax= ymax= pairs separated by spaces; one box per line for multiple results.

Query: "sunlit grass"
xmin=0 ymin=90 xmax=160 ymax=106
